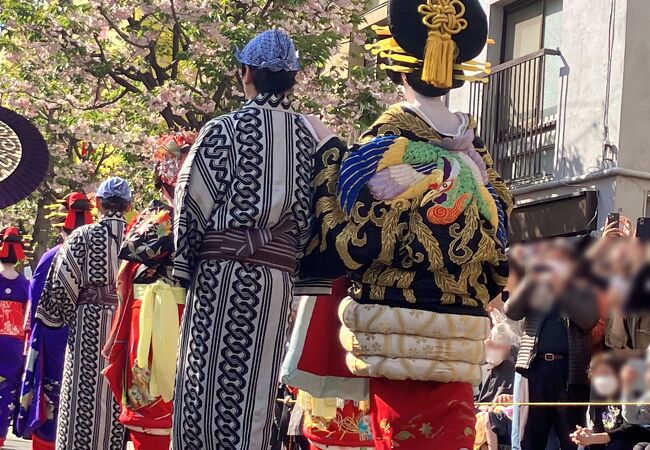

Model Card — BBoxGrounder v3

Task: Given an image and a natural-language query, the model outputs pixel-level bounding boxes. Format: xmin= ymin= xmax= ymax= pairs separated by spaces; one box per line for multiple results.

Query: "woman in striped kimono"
xmin=36 ymin=177 xmax=132 ymax=450
xmin=172 ymin=30 xmax=317 ymax=450
xmin=15 ymin=192 xmax=94 ymax=450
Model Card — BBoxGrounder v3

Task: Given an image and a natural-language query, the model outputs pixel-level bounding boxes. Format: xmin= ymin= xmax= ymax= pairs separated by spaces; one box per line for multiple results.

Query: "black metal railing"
xmin=469 ymin=48 xmax=565 ymax=186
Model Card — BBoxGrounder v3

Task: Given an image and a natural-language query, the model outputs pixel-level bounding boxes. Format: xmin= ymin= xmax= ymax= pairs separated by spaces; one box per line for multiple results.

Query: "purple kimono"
xmin=14 ymin=245 xmax=68 ymax=445
xmin=0 ymin=271 xmax=29 ymax=444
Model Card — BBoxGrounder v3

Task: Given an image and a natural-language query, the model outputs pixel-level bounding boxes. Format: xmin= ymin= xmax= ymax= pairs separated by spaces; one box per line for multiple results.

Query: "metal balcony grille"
xmin=469 ymin=49 xmax=565 ymax=186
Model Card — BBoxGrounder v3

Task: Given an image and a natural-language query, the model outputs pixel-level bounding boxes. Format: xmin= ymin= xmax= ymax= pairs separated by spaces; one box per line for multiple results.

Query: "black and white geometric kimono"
xmin=36 ymin=212 xmax=127 ymax=450
xmin=172 ymin=93 xmax=317 ymax=450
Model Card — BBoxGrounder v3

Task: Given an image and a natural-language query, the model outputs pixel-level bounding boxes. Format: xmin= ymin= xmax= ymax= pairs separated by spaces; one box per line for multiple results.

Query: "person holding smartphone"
xmin=505 ymin=239 xmax=599 ymax=450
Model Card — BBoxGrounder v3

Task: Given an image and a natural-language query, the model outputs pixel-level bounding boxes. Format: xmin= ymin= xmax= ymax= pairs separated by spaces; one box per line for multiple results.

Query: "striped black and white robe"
xmin=172 ymin=93 xmax=317 ymax=450
xmin=36 ymin=212 xmax=127 ymax=450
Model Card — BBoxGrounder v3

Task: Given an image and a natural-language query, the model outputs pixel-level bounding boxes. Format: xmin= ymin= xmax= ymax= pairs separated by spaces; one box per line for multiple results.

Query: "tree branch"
xmin=99 ymin=8 xmax=152 ymax=49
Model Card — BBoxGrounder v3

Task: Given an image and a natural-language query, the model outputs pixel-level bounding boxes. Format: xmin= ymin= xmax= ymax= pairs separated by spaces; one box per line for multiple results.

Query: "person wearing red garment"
xmin=296 ymin=1 xmax=512 ymax=448
xmin=103 ymin=131 xmax=194 ymax=450
xmin=0 ymin=227 xmax=30 ymax=449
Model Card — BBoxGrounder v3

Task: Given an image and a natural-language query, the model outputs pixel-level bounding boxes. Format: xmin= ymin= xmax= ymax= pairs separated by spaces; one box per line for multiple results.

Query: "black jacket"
xmin=504 ymin=281 xmax=599 ymax=385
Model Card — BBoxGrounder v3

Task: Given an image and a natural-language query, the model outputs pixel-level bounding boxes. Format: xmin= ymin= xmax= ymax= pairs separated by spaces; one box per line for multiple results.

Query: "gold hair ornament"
xmin=367 ymin=24 xmax=491 ymax=84
xmin=418 ymin=0 xmax=468 ymax=88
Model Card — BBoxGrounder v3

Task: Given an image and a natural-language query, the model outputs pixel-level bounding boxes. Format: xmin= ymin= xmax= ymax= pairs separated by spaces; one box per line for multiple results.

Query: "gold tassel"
xmin=417 ymin=0 xmax=468 ymax=88
xmin=421 ymin=31 xmax=456 ymax=88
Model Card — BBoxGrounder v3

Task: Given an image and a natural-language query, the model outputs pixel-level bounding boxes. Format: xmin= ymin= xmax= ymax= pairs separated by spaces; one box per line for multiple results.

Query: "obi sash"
xmin=0 ymin=300 xmax=26 ymax=338
xmin=198 ymin=216 xmax=298 ymax=274
xmin=134 ymin=282 xmax=186 ymax=403
xmin=77 ymin=286 xmax=118 ymax=307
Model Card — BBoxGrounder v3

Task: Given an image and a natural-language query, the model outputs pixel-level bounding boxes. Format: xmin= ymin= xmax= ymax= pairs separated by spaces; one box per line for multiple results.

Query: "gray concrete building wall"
xmin=362 ymin=0 xmax=650 ymax=231
xmin=447 ymin=0 xmax=650 ymax=229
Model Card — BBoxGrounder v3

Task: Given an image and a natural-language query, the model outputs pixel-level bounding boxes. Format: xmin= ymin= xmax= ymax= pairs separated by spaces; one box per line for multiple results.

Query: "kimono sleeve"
xmin=298 ymin=136 xmax=349 ymax=281
xmin=27 ymin=247 xmax=59 ymax=327
xmin=173 ymin=118 xmax=231 ymax=282
xmin=473 ymin=135 xmax=514 ymax=217
xmin=473 ymin=135 xmax=513 ymax=296
xmin=35 ymin=231 xmax=86 ymax=328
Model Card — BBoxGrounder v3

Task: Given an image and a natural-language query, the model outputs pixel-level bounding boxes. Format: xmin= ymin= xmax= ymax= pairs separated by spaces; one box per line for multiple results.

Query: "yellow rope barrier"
xmin=476 ymin=402 xmax=649 ymax=407
xmin=280 ymin=399 xmax=648 ymax=408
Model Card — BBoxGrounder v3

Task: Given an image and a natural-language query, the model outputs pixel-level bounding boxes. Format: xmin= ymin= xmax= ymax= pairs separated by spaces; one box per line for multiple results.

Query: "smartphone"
xmin=608 ymin=212 xmax=620 ymax=229
xmin=638 ymin=217 xmax=650 ymax=242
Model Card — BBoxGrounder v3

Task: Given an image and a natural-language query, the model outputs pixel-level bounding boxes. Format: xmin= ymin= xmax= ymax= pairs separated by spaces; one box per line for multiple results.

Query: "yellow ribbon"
xmin=136 ymin=281 xmax=186 ymax=403
xmin=297 ymin=391 xmax=339 ymax=420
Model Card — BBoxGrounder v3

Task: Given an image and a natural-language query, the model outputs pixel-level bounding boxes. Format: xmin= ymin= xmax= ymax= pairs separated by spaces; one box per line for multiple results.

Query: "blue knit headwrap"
xmin=96 ymin=176 xmax=132 ymax=201
xmin=236 ymin=29 xmax=300 ymax=72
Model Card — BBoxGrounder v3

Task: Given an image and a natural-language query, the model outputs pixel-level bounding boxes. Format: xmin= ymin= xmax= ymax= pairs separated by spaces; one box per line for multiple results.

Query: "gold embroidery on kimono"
xmin=304 ymin=102 xmax=512 ymax=314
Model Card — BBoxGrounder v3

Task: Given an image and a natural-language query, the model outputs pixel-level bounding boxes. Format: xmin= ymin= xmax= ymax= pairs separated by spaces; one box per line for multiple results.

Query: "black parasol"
xmin=0 ymin=106 xmax=50 ymax=208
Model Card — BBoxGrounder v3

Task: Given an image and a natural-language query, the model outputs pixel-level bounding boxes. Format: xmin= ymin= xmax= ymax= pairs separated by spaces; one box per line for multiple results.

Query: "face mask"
xmin=485 ymin=348 xmax=505 ymax=367
xmin=610 ymin=276 xmax=630 ymax=297
xmin=592 ymin=375 xmax=620 ymax=397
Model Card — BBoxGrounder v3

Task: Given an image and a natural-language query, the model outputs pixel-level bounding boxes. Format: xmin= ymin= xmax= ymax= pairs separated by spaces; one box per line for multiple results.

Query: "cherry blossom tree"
xmin=0 ymin=0 xmax=398 ymax=265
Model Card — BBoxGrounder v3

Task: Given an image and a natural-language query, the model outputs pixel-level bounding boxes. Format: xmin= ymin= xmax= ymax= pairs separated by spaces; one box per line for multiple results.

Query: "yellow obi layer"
xmin=338 ymin=297 xmax=491 ymax=340
xmin=133 ymin=283 xmax=186 ymax=303
xmin=134 ymin=282 xmax=186 ymax=402
xmin=338 ymin=297 xmax=489 ymax=385
xmin=345 ymin=353 xmax=483 ymax=385
xmin=339 ymin=326 xmax=485 ymax=365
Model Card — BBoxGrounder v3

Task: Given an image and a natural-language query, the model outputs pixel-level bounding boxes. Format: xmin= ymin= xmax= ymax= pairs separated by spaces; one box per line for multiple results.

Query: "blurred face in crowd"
xmin=505 ymin=272 xmax=520 ymax=295
xmin=590 ymin=361 xmax=620 ymax=399
xmin=528 ymin=240 xmax=576 ymax=295
xmin=485 ymin=339 xmax=512 ymax=368
xmin=600 ymin=239 xmax=643 ymax=308
xmin=591 ymin=239 xmax=617 ymax=280
xmin=610 ymin=239 xmax=643 ymax=279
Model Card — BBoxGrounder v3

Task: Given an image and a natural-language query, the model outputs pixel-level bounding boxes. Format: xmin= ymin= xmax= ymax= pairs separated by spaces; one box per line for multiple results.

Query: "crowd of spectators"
xmin=477 ymin=219 xmax=650 ymax=450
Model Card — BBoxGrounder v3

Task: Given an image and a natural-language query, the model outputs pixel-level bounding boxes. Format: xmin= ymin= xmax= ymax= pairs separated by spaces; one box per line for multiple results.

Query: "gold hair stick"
xmin=365 ymin=38 xmax=404 ymax=55
xmin=379 ymin=52 xmax=422 ymax=64
xmin=371 ymin=25 xmax=392 ymax=36
xmin=454 ymin=74 xmax=489 ymax=83
xmin=379 ymin=63 xmax=415 ymax=74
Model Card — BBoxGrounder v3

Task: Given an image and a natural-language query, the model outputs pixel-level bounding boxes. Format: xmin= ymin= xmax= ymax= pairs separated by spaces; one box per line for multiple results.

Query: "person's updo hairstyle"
xmin=385 ymin=64 xmax=464 ymax=98
xmin=98 ymin=196 xmax=130 ymax=213
xmin=0 ymin=228 xmax=25 ymax=264
xmin=63 ymin=195 xmax=93 ymax=234
xmin=244 ymin=65 xmax=298 ymax=95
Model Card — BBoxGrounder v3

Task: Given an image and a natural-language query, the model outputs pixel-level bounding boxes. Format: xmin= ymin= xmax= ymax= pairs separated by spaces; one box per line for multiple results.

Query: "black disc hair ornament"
xmin=0 ymin=106 xmax=50 ymax=208
xmin=389 ymin=0 xmax=488 ymax=64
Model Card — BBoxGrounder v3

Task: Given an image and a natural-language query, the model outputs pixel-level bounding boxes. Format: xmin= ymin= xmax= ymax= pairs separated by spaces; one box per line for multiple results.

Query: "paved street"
xmin=4 ymin=432 xmax=30 ymax=450
xmin=3 ymin=432 xmax=136 ymax=449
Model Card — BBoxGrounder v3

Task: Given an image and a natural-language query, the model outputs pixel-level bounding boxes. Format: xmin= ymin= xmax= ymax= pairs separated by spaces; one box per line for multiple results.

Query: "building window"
xmin=469 ymin=0 xmax=566 ymax=185
xmin=503 ymin=0 xmax=564 ymax=63
xmin=503 ymin=0 xmax=563 ymax=119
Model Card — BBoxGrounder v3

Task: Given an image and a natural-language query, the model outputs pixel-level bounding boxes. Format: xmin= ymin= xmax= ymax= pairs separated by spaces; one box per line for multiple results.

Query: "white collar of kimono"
xmin=245 ymin=93 xmax=294 ymax=112
xmin=403 ymin=98 xmax=469 ymax=138
xmin=100 ymin=211 xmax=126 ymax=222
